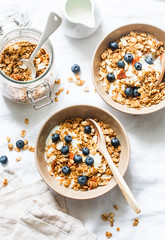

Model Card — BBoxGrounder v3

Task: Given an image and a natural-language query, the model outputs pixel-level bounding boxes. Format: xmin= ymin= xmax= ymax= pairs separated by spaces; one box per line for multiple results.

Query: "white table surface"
xmin=1 ymin=0 xmax=165 ymax=239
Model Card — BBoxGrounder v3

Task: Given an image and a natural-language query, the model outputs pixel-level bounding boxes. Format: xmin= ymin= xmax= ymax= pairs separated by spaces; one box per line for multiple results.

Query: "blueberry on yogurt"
xmin=52 ymin=133 xmax=60 ymax=142
xmin=73 ymin=155 xmax=82 ymax=163
xmin=124 ymin=87 xmax=134 ymax=97
xmin=145 ymin=56 xmax=154 ymax=65
xmin=117 ymin=60 xmax=125 ymax=68
xmin=111 ymin=138 xmax=120 ymax=148
xmin=124 ymin=53 xmax=133 ymax=63
xmin=85 ymin=156 xmax=94 ymax=166
xmin=134 ymin=62 xmax=142 ymax=71
xmin=78 ymin=176 xmax=88 ymax=185
xmin=62 ymin=166 xmax=70 ymax=174
xmin=61 ymin=145 xmax=69 ymax=155
xmin=109 ymin=42 xmax=118 ymax=50
xmin=84 ymin=125 xmax=91 ymax=134
xmin=64 ymin=135 xmax=72 ymax=143
xmin=133 ymin=88 xmax=141 ymax=97
xmin=107 ymin=73 xmax=115 ymax=82
xmin=82 ymin=147 xmax=90 ymax=156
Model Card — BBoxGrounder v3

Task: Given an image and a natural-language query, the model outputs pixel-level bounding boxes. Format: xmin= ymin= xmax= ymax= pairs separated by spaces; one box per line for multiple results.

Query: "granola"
xmin=0 ymin=41 xmax=49 ymax=81
xmin=45 ymin=118 xmax=121 ymax=191
xmin=99 ymin=31 xmax=165 ymax=109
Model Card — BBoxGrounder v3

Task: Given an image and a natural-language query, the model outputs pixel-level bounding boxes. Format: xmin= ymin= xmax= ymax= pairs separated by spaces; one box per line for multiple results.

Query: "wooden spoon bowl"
xmin=35 ymin=105 xmax=130 ymax=200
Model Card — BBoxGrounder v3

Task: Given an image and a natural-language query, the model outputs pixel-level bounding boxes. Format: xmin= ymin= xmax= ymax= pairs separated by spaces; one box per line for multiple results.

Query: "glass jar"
xmin=0 ymin=28 xmax=55 ymax=110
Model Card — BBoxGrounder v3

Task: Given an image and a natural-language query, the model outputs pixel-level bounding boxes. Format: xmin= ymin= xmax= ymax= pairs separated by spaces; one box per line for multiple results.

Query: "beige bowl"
xmin=35 ymin=105 xmax=130 ymax=200
xmin=92 ymin=24 xmax=165 ymax=115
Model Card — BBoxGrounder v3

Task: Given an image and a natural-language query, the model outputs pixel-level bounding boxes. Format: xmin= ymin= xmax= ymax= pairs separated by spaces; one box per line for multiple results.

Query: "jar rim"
xmin=0 ymin=27 xmax=54 ymax=85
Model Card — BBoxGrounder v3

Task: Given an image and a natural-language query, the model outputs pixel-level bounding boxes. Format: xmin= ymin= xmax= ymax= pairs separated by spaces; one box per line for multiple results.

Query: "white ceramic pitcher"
xmin=62 ymin=0 xmax=101 ymax=38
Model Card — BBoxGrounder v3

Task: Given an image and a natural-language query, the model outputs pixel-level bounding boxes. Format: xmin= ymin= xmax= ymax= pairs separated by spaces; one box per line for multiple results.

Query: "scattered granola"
xmin=14 ymin=147 xmax=20 ymax=152
xmin=99 ymin=31 xmax=165 ymax=109
xmin=8 ymin=143 xmax=13 ymax=151
xmin=105 ymin=231 xmax=112 ymax=238
xmin=28 ymin=146 xmax=35 ymax=152
xmin=16 ymin=156 xmax=21 ymax=162
xmin=3 ymin=178 xmax=8 ymax=186
xmin=133 ymin=217 xmax=139 ymax=226
xmin=55 ymin=78 xmax=61 ymax=84
xmin=66 ymin=90 xmax=69 ymax=94
xmin=55 ymin=88 xmax=64 ymax=96
xmin=24 ymin=139 xmax=28 ymax=145
xmin=67 ymin=76 xmax=74 ymax=83
xmin=7 ymin=136 xmax=11 ymax=143
xmin=21 ymin=130 xmax=26 ymax=138
xmin=83 ymin=87 xmax=90 ymax=92
xmin=45 ymin=118 xmax=121 ymax=191
xmin=54 ymin=97 xmax=58 ymax=102
xmin=0 ymin=41 xmax=49 ymax=81
xmin=116 ymin=227 xmax=120 ymax=232
xmin=24 ymin=118 xmax=29 ymax=125
xmin=113 ymin=204 xmax=118 ymax=210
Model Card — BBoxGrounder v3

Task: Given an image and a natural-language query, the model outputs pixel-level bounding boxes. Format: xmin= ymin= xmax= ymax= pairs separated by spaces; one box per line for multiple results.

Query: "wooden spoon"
xmin=155 ymin=51 xmax=165 ymax=87
xmin=86 ymin=118 xmax=141 ymax=214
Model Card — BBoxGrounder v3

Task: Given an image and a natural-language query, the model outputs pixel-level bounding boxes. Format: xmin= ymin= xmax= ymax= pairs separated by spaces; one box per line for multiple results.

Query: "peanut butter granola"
xmin=0 ymin=41 xmax=49 ymax=81
xmin=45 ymin=118 xmax=121 ymax=191
xmin=99 ymin=31 xmax=165 ymax=109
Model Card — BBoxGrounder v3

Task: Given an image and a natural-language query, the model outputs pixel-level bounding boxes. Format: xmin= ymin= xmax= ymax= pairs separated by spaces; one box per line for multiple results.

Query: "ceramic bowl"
xmin=35 ymin=105 xmax=130 ymax=200
xmin=92 ymin=24 xmax=165 ymax=115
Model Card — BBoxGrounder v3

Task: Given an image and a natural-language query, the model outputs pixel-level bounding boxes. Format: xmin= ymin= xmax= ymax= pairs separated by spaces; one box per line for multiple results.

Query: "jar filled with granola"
xmin=0 ymin=28 xmax=55 ymax=109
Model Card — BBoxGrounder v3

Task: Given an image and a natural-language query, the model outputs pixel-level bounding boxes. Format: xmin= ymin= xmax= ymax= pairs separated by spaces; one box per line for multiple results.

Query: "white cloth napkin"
xmin=0 ymin=168 xmax=97 ymax=240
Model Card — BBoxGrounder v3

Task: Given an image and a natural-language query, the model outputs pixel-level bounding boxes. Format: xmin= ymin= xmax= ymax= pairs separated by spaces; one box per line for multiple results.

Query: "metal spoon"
xmin=156 ymin=51 xmax=165 ymax=87
xmin=86 ymin=118 xmax=141 ymax=214
xmin=20 ymin=12 xmax=62 ymax=79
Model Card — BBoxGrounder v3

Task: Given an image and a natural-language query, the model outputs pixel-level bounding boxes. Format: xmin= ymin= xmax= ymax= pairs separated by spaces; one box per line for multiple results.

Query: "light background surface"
xmin=0 ymin=0 xmax=165 ymax=239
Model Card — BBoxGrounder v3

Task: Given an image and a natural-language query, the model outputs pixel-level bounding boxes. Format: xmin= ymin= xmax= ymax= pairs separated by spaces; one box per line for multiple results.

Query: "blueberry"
xmin=0 ymin=155 xmax=8 ymax=165
xmin=61 ymin=145 xmax=69 ymax=155
xmin=64 ymin=135 xmax=72 ymax=143
xmin=124 ymin=53 xmax=133 ymax=63
xmin=78 ymin=176 xmax=87 ymax=185
xmin=134 ymin=62 xmax=142 ymax=71
xmin=52 ymin=133 xmax=60 ymax=142
xmin=82 ymin=147 xmax=90 ymax=156
xmin=62 ymin=166 xmax=70 ymax=174
xmin=16 ymin=140 xmax=24 ymax=149
xmin=133 ymin=88 xmax=141 ymax=97
xmin=111 ymin=138 xmax=120 ymax=148
xmin=145 ymin=56 xmax=154 ymax=65
xmin=84 ymin=125 xmax=91 ymax=134
xmin=109 ymin=42 xmax=118 ymax=50
xmin=107 ymin=73 xmax=115 ymax=82
xmin=71 ymin=64 xmax=80 ymax=73
xmin=117 ymin=60 xmax=125 ymax=68
xmin=73 ymin=155 xmax=82 ymax=163
xmin=85 ymin=156 xmax=94 ymax=166
xmin=124 ymin=87 xmax=134 ymax=97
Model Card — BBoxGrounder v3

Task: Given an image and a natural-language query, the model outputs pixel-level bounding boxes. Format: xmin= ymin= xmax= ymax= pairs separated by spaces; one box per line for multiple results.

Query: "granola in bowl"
xmin=45 ymin=118 xmax=121 ymax=191
xmin=99 ymin=31 xmax=165 ymax=109
xmin=0 ymin=41 xmax=49 ymax=81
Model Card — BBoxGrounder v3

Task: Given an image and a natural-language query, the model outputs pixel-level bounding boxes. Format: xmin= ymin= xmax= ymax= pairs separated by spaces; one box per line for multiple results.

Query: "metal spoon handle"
xmin=30 ymin=12 xmax=62 ymax=61
xmin=103 ymin=149 xmax=141 ymax=214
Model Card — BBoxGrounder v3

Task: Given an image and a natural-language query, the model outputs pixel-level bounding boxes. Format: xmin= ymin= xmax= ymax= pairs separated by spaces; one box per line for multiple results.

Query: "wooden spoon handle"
xmin=103 ymin=149 xmax=141 ymax=214
xmin=156 ymin=51 xmax=165 ymax=87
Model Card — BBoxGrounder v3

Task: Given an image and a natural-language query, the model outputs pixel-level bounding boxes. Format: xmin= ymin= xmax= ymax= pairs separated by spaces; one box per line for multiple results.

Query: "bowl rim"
xmin=35 ymin=104 xmax=130 ymax=200
xmin=92 ymin=23 xmax=165 ymax=115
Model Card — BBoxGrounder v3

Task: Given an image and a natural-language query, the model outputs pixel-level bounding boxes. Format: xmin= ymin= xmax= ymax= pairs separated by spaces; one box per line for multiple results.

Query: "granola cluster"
xmin=0 ymin=41 xmax=49 ymax=81
xmin=99 ymin=31 xmax=165 ymax=109
xmin=45 ymin=118 xmax=121 ymax=191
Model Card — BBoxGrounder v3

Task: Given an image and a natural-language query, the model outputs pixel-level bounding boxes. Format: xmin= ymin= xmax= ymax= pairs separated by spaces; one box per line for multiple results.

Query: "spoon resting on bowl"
xmin=155 ymin=51 xmax=165 ymax=87
xmin=86 ymin=118 xmax=141 ymax=214
xmin=20 ymin=12 xmax=62 ymax=79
